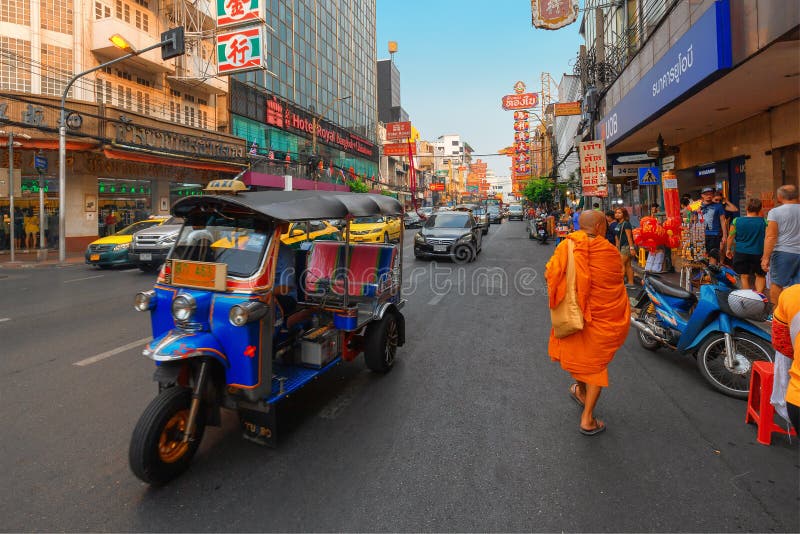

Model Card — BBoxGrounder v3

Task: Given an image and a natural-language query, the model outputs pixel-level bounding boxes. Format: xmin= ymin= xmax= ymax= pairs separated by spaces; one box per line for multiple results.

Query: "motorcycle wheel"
xmin=696 ymin=331 xmax=772 ymax=399
xmin=364 ymin=312 xmax=399 ymax=373
xmin=637 ymin=309 xmax=662 ymax=351
xmin=129 ymin=386 xmax=206 ymax=485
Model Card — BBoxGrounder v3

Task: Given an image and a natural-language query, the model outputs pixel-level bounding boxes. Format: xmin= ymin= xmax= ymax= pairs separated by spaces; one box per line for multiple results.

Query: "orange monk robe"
xmin=545 ymin=231 xmax=631 ymax=387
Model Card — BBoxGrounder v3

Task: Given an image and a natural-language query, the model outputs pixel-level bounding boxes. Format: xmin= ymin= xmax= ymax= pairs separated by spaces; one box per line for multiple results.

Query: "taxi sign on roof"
xmin=205 ymin=179 xmax=248 ymax=194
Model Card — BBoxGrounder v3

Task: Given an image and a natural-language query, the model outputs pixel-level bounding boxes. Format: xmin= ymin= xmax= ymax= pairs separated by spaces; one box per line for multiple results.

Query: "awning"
xmin=0 ymin=138 xmax=98 ymax=151
xmin=104 ymin=146 xmax=245 ymax=173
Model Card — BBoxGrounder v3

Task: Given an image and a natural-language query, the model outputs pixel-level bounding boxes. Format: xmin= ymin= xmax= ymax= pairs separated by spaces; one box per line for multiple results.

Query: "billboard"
xmin=216 ymin=0 xmax=264 ymax=28
xmin=385 ymin=121 xmax=411 ymax=141
xmin=216 ymin=26 xmax=264 ymax=75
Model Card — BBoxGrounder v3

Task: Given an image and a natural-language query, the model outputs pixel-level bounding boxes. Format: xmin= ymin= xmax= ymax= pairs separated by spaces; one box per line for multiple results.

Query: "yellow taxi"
xmin=85 ymin=217 xmax=171 ymax=268
xmin=348 ymin=215 xmax=402 ymax=243
xmin=280 ymin=220 xmax=342 ymax=249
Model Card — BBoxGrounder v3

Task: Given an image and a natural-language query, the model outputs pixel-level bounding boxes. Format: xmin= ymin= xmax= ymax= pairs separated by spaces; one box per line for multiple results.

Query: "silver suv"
xmin=129 ymin=216 xmax=184 ymax=272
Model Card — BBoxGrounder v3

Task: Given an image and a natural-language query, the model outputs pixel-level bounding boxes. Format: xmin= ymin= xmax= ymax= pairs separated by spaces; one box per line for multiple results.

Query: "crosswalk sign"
xmin=638 ymin=167 xmax=661 ymax=185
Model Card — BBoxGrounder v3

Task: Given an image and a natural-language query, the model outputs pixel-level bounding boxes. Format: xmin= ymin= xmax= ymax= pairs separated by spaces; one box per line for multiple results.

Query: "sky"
xmin=376 ymin=1 xmax=583 ymax=178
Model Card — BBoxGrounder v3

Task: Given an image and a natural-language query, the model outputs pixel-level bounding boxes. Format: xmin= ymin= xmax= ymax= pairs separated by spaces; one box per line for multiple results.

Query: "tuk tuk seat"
xmin=304 ymin=241 xmax=397 ymax=299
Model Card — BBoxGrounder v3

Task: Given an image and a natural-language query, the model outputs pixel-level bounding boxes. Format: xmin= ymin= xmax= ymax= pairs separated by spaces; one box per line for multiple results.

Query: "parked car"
xmin=349 ymin=215 xmax=402 ymax=243
xmin=403 ymin=211 xmax=423 ymax=228
xmin=128 ymin=217 xmax=185 ymax=272
xmin=454 ymin=204 xmax=489 ymax=235
xmin=508 ymin=204 xmax=524 ymax=221
xmin=418 ymin=206 xmax=434 ymax=218
xmin=281 ymin=220 xmax=342 ymax=249
xmin=487 ymin=206 xmax=503 ymax=224
xmin=414 ymin=211 xmax=482 ymax=262
xmin=86 ymin=217 xmax=172 ymax=269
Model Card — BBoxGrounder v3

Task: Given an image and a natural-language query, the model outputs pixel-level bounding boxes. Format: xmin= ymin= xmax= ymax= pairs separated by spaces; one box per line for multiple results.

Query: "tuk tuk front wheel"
xmin=364 ymin=312 xmax=399 ymax=373
xmin=129 ymin=386 xmax=206 ymax=485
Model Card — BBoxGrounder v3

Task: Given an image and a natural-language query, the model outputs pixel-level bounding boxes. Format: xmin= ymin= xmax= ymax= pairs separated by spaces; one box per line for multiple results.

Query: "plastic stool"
xmin=745 ymin=361 xmax=797 ymax=445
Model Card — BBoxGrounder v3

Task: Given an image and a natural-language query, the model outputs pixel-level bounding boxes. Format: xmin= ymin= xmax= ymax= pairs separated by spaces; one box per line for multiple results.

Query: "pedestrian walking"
xmin=105 ymin=211 xmax=117 ymax=236
xmin=604 ymin=210 xmax=617 ymax=245
xmin=761 ymin=184 xmax=800 ymax=304
xmin=24 ymin=209 xmax=38 ymax=250
xmin=726 ymin=198 xmax=767 ymax=292
xmin=614 ymin=207 xmax=635 ymax=285
xmin=699 ymin=186 xmax=728 ymax=258
xmin=545 ymin=210 xmax=630 ymax=436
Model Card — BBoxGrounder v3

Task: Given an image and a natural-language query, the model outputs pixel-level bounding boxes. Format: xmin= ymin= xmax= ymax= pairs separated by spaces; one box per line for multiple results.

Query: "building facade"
xmin=0 ymin=0 xmax=237 ymax=253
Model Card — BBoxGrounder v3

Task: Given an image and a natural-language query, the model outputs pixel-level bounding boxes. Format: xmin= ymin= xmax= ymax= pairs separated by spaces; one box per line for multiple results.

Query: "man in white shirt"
xmin=762 ymin=184 xmax=800 ymax=303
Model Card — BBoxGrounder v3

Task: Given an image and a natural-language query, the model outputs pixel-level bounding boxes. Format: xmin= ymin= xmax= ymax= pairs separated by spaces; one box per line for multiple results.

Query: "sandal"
xmin=569 ymin=383 xmax=585 ymax=407
xmin=580 ymin=419 xmax=606 ymax=436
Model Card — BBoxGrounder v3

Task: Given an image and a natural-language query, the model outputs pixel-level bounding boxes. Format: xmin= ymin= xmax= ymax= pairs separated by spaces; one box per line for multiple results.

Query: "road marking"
xmin=0 ymin=318 xmax=10 ymax=323
xmin=427 ymin=293 xmax=446 ymax=306
xmin=73 ymin=337 xmax=151 ymax=367
xmin=64 ymin=274 xmax=104 ymax=283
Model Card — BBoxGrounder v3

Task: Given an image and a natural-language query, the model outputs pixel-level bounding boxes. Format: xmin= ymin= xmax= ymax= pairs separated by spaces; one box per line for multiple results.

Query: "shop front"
xmin=1 ymin=92 xmax=246 ymax=254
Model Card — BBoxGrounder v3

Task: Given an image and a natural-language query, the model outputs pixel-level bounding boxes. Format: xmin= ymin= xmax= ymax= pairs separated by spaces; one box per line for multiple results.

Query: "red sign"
xmin=429 ymin=183 xmax=445 ymax=191
xmin=531 ymin=0 xmax=579 ymax=30
xmin=383 ymin=142 xmax=415 ymax=156
xmin=386 ymin=121 xmax=411 ymax=141
xmin=502 ymin=93 xmax=538 ymax=110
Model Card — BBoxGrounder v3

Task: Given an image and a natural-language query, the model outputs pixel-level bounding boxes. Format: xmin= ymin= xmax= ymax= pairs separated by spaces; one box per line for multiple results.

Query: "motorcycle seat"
xmin=648 ymin=276 xmax=697 ymax=303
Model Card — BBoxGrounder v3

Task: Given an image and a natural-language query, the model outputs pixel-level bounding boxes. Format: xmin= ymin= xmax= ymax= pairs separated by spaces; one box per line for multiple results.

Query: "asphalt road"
xmin=0 ymin=221 xmax=797 ymax=532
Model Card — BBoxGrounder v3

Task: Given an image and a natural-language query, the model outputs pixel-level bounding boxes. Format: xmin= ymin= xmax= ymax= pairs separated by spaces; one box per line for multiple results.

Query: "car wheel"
xmin=364 ymin=312 xmax=399 ymax=373
xmin=452 ymin=244 xmax=472 ymax=264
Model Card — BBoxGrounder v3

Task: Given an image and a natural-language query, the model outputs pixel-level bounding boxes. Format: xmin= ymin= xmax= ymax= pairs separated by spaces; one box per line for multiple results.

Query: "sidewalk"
xmin=0 ymin=249 xmax=86 ymax=269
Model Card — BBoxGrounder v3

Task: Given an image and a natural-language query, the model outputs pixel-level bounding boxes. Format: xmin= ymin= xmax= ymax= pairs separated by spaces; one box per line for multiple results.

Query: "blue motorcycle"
xmin=630 ymin=263 xmax=772 ymax=398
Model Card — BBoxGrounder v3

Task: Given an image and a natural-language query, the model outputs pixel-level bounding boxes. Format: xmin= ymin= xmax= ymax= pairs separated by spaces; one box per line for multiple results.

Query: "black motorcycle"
xmin=528 ymin=217 xmax=549 ymax=244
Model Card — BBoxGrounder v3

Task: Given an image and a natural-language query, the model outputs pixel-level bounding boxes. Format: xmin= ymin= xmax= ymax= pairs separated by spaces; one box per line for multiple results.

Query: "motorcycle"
xmin=630 ymin=263 xmax=772 ymax=398
xmin=528 ymin=217 xmax=549 ymax=244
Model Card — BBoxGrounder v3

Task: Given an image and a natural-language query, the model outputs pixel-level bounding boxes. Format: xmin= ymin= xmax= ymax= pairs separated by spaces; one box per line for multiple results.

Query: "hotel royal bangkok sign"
xmin=215 ymin=0 xmax=265 ymax=75
xmin=530 ymin=0 xmax=579 ymax=30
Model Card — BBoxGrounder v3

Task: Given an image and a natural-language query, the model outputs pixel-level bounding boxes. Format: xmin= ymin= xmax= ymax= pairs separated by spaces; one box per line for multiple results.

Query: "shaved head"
xmin=579 ymin=209 xmax=607 ymax=232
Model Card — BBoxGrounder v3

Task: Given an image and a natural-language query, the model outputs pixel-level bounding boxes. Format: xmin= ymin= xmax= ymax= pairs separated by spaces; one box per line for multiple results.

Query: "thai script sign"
xmin=385 ymin=121 xmax=411 ymax=141
xmin=216 ymin=0 xmax=263 ymax=28
xmin=531 ymin=0 xmax=579 ymax=30
xmin=112 ymin=123 xmax=245 ymax=159
xmin=502 ymin=92 xmax=538 ymax=110
xmin=578 ymin=140 xmax=607 ymax=197
xmin=383 ymin=142 xmax=414 ymax=156
xmin=554 ymin=101 xmax=581 ymax=116
xmin=216 ymin=25 xmax=264 ymax=75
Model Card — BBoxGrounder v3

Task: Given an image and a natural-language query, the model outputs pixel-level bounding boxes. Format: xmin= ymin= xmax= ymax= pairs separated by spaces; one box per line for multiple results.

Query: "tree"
xmin=346 ymin=178 xmax=370 ymax=193
xmin=522 ymin=177 xmax=555 ymax=206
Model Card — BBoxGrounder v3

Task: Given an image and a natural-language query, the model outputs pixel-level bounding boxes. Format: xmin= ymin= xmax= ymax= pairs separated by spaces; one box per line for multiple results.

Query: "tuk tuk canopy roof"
xmin=173 ymin=191 xmax=403 ymax=221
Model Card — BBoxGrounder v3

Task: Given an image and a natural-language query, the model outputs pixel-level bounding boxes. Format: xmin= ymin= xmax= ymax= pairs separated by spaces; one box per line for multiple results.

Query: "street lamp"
xmin=310 ymin=95 xmax=351 ymax=157
xmin=1 ymin=130 xmax=31 ymax=262
xmin=58 ymin=29 xmax=184 ymax=262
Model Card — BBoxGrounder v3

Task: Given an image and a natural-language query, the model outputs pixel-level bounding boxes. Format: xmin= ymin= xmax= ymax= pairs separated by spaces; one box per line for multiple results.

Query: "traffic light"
xmin=161 ymin=27 xmax=185 ymax=60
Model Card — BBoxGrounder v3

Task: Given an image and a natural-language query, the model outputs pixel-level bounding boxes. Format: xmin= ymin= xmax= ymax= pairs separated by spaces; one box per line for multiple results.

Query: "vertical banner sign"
xmin=578 ymin=140 xmax=608 ymax=197
xmin=531 ymin=0 xmax=579 ymax=30
xmin=662 ymin=172 xmax=680 ymax=218
xmin=216 ymin=0 xmax=264 ymax=28
xmin=216 ymin=26 xmax=264 ymax=75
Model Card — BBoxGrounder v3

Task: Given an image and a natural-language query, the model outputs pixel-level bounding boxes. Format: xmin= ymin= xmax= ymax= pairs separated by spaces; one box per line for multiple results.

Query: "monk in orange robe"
xmin=545 ymin=210 xmax=630 ymax=435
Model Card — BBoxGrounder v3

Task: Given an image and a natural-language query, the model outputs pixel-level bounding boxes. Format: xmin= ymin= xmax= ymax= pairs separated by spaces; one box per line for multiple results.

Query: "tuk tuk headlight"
xmin=134 ymin=290 xmax=156 ymax=312
xmin=172 ymin=293 xmax=196 ymax=323
xmin=229 ymin=301 xmax=268 ymax=326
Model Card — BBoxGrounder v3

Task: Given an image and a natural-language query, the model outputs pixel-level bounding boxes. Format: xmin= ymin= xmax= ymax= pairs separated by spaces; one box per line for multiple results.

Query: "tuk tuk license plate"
xmin=140 ymin=253 xmax=152 ymax=261
xmin=90 ymin=254 xmax=100 ymax=261
xmin=433 ymin=244 xmax=447 ymax=252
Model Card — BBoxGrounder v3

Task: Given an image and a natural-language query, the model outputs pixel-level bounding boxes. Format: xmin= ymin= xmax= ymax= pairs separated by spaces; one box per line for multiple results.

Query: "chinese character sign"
xmin=216 ymin=26 xmax=264 ymax=75
xmin=513 ymin=110 xmax=530 ymax=176
xmin=531 ymin=0 xmax=579 ymax=30
xmin=216 ymin=0 xmax=263 ymax=28
xmin=578 ymin=140 xmax=608 ymax=197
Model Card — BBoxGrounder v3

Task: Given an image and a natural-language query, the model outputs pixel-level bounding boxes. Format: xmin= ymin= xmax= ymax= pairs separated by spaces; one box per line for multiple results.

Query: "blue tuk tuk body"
xmin=129 ymin=186 xmax=405 ymax=485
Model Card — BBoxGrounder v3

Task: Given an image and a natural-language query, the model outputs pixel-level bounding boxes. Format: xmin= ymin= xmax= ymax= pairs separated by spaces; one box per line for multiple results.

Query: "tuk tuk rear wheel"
xmin=129 ymin=386 xmax=206 ymax=485
xmin=364 ymin=312 xmax=398 ymax=373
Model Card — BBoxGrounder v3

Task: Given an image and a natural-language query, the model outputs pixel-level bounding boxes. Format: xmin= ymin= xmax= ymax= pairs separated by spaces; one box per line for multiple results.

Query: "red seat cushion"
xmin=305 ymin=242 xmax=396 ymax=298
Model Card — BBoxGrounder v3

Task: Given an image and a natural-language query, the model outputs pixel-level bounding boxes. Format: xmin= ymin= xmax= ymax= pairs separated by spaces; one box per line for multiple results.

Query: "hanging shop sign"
xmin=554 ymin=101 xmax=582 ymax=116
xmin=264 ymin=96 xmax=377 ymax=160
xmin=429 ymin=183 xmax=445 ymax=191
xmin=383 ymin=142 xmax=415 ymax=156
xmin=216 ymin=25 xmax=265 ymax=75
xmin=596 ymin=0 xmax=732 ymax=145
xmin=578 ymin=140 xmax=608 ymax=197
xmin=216 ymin=0 xmax=264 ymax=28
xmin=111 ymin=122 xmax=245 ymax=159
xmin=531 ymin=0 xmax=579 ymax=30
xmin=385 ymin=121 xmax=412 ymax=141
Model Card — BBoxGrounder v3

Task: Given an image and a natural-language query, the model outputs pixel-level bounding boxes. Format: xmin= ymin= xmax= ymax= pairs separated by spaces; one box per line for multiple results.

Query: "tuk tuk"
xmin=129 ymin=180 xmax=405 ymax=485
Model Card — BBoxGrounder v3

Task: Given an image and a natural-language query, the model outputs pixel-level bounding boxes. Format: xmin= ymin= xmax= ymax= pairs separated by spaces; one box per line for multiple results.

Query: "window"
xmin=451 ymin=140 xmax=459 ymax=146
xmin=144 ymin=93 xmax=150 ymax=115
xmin=134 ymin=0 xmax=147 ymax=7
xmin=170 ymin=89 xmax=181 ymax=98
xmin=136 ymin=91 xmax=143 ymax=113
xmin=0 ymin=37 xmax=31 ymax=92
xmin=125 ymin=87 xmax=132 ymax=109
xmin=115 ymin=0 xmax=122 ymax=18
xmin=1 ymin=0 xmax=30 ymax=24
xmin=169 ymin=101 xmax=175 ymax=122
xmin=117 ymin=85 xmax=123 ymax=106
xmin=41 ymin=44 xmax=73 ymax=96
xmin=94 ymin=0 xmax=110 ymax=19
xmin=41 ymin=0 xmax=73 ymax=34
xmin=184 ymin=105 xmax=189 ymax=125
xmin=124 ymin=3 xmax=130 ymax=22
xmin=135 ymin=9 xmax=148 ymax=31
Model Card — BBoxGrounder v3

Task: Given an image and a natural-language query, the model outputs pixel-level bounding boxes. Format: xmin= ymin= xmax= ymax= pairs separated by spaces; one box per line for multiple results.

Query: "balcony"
xmin=170 ymin=53 xmax=228 ymax=95
xmin=91 ymin=17 xmax=174 ymax=74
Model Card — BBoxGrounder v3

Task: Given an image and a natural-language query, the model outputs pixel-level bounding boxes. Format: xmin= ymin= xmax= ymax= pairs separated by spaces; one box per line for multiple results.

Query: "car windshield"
xmin=425 ymin=213 xmax=471 ymax=228
xmin=116 ymin=220 xmax=162 ymax=235
xmin=163 ymin=216 xmax=184 ymax=225
xmin=473 ymin=208 xmax=486 ymax=215
xmin=488 ymin=207 xmax=500 ymax=213
xmin=169 ymin=211 xmax=273 ymax=278
xmin=510 ymin=206 xmax=523 ymax=212
xmin=353 ymin=216 xmax=383 ymax=224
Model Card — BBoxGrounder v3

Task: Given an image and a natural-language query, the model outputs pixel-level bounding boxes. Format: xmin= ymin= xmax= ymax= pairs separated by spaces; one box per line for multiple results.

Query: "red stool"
xmin=745 ymin=361 xmax=797 ymax=445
